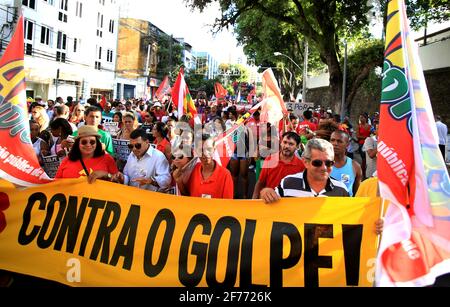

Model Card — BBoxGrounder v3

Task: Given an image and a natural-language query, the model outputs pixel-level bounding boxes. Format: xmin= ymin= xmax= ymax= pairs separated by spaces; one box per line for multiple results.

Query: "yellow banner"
xmin=0 ymin=178 xmax=380 ymax=287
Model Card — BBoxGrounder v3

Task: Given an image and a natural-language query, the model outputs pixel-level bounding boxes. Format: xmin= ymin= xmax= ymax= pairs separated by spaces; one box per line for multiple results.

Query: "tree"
xmin=234 ymin=8 xmax=324 ymax=100
xmin=187 ymin=0 xmax=372 ymax=113
xmin=156 ymin=34 xmax=184 ymax=80
xmin=186 ymin=0 xmax=450 ymax=113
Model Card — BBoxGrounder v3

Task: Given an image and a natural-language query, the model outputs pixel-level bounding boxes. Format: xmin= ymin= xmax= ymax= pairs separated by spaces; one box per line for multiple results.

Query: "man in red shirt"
xmin=297 ymin=109 xmax=317 ymax=138
xmin=252 ymin=131 xmax=305 ymax=199
xmin=177 ymin=134 xmax=234 ymax=199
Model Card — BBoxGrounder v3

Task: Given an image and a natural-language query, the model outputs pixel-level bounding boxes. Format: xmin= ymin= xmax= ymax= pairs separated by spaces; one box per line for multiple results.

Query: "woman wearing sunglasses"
xmin=260 ymin=138 xmax=349 ymax=203
xmin=55 ymin=125 xmax=118 ymax=183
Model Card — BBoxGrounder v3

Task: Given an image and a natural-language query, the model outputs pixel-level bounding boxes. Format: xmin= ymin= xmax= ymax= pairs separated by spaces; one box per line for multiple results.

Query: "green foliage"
xmin=406 ymin=0 xmax=450 ymax=30
xmin=346 ymin=39 xmax=384 ymax=85
xmin=156 ymin=34 xmax=184 ymax=80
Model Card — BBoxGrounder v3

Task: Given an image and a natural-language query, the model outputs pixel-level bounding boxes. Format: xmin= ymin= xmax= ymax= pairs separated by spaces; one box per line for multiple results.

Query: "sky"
xmin=120 ymin=0 xmax=246 ymax=64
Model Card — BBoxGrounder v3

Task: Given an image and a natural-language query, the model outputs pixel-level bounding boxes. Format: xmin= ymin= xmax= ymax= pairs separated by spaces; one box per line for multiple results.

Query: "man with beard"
xmin=260 ymin=138 xmax=348 ymax=203
xmin=252 ymin=132 xmax=305 ymax=199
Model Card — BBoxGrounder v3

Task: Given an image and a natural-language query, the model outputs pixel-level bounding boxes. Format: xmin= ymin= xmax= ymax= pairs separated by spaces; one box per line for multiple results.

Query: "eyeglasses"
xmin=128 ymin=143 xmax=142 ymax=150
xmin=80 ymin=139 xmax=96 ymax=146
xmin=309 ymin=159 xmax=335 ymax=168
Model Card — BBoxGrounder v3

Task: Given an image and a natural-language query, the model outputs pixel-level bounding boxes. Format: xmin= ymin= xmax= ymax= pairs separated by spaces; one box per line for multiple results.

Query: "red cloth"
xmin=297 ymin=120 xmax=317 ymax=135
xmin=188 ymin=162 xmax=234 ymax=199
xmin=358 ymin=124 xmax=372 ymax=144
xmin=154 ymin=138 xmax=170 ymax=154
xmin=258 ymin=154 xmax=305 ymax=189
xmin=55 ymin=154 xmax=118 ymax=178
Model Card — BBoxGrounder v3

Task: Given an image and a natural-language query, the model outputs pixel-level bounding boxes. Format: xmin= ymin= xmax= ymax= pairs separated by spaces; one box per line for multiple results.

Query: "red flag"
xmin=154 ymin=75 xmax=171 ymax=101
xmin=99 ymin=95 xmax=107 ymax=109
xmin=376 ymin=0 xmax=450 ymax=286
xmin=0 ymin=16 xmax=51 ymax=185
xmin=260 ymin=68 xmax=288 ymax=125
xmin=214 ymin=82 xmax=228 ymax=104
xmin=171 ymin=68 xmax=197 ymax=119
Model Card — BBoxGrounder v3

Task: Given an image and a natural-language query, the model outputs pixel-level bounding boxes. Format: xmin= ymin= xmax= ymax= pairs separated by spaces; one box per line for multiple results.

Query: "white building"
xmin=193 ymin=51 xmax=218 ymax=80
xmin=0 ymin=0 xmax=119 ymax=102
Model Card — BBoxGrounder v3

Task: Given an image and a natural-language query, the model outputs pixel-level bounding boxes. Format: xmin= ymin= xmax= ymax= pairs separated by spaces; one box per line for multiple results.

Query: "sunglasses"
xmin=80 ymin=139 xmax=96 ymax=146
xmin=171 ymin=154 xmax=184 ymax=160
xmin=309 ymin=159 xmax=335 ymax=168
xmin=128 ymin=143 xmax=143 ymax=150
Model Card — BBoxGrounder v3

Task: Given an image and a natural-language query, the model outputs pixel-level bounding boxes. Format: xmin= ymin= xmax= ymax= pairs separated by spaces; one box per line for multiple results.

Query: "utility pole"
xmin=302 ymin=41 xmax=308 ymax=102
xmin=340 ymin=40 xmax=348 ymax=120
xmin=56 ymin=68 xmax=60 ymax=98
xmin=169 ymin=35 xmax=173 ymax=76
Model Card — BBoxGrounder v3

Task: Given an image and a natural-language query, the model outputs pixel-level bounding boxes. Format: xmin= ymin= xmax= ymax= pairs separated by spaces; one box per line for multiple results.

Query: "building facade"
xmin=0 ymin=0 xmax=119 ymax=102
xmin=193 ymin=51 xmax=218 ymax=80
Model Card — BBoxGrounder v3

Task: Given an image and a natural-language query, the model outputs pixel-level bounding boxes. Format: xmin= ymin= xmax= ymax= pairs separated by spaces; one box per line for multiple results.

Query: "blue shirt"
xmin=331 ymin=157 xmax=355 ymax=196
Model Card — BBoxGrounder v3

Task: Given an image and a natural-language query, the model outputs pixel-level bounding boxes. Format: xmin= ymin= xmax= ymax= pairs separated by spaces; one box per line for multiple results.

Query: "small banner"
xmin=0 ymin=178 xmax=380 ymax=287
xmin=112 ymin=139 xmax=130 ymax=162
xmin=42 ymin=155 xmax=62 ymax=179
xmin=103 ymin=122 xmax=119 ymax=138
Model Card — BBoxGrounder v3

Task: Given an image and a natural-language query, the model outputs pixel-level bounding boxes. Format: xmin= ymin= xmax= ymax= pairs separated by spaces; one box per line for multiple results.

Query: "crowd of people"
xmin=26 ymin=94 xmax=390 ymax=203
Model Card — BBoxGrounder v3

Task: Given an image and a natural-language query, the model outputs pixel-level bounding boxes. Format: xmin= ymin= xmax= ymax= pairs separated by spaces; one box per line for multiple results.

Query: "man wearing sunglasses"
xmin=260 ymin=138 xmax=349 ymax=203
xmin=111 ymin=129 xmax=171 ymax=192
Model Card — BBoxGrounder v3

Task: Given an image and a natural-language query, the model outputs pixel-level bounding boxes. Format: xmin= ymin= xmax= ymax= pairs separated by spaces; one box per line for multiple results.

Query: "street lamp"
xmin=274 ymin=46 xmax=308 ymax=101
xmin=273 ymin=52 xmax=302 ymax=71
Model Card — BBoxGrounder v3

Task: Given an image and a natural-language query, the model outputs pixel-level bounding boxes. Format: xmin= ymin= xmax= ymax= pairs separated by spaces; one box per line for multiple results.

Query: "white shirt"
xmin=436 ymin=120 xmax=448 ymax=145
xmin=123 ymin=145 xmax=171 ymax=192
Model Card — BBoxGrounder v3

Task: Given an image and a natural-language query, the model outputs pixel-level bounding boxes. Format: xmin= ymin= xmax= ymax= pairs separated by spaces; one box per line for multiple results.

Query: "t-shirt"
xmin=55 ymin=154 xmax=118 ymax=178
xmin=258 ymin=154 xmax=305 ymax=189
xmin=188 ymin=162 xmax=234 ymax=199
xmin=276 ymin=170 xmax=349 ymax=197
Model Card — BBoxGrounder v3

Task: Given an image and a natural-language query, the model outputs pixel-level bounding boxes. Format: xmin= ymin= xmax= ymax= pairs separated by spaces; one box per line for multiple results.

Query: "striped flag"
xmin=171 ymin=68 xmax=197 ymax=119
xmin=154 ymin=75 xmax=171 ymax=101
xmin=376 ymin=0 xmax=450 ymax=286
xmin=214 ymin=101 xmax=263 ymax=167
xmin=0 ymin=16 xmax=52 ymax=186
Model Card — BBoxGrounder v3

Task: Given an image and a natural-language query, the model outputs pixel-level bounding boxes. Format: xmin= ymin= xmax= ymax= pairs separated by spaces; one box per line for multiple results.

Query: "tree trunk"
xmin=326 ymin=52 xmax=343 ymax=114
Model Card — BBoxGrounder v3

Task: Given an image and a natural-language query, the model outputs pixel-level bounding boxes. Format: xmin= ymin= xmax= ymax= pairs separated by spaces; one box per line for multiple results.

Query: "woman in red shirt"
xmin=177 ymin=135 xmax=233 ymax=199
xmin=152 ymin=121 xmax=172 ymax=163
xmin=55 ymin=125 xmax=118 ymax=183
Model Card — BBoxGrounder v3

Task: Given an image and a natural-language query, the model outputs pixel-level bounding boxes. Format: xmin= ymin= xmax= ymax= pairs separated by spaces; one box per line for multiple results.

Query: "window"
xmin=107 ymin=49 xmax=113 ymax=63
xmin=40 ymin=26 xmax=51 ymax=46
xmin=97 ymin=13 xmax=104 ymax=28
xmin=73 ymin=38 xmax=78 ymax=52
xmin=95 ymin=61 xmax=101 ymax=70
xmin=59 ymin=0 xmax=68 ymax=10
xmin=58 ymin=0 xmax=68 ymax=23
xmin=109 ymin=20 xmax=114 ymax=33
xmin=57 ymin=31 xmax=67 ymax=50
xmin=24 ymin=19 xmax=34 ymax=41
xmin=76 ymin=2 xmax=83 ymax=18
xmin=98 ymin=46 xmax=102 ymax=60
xmin=43 ymin=0 xmax=55 ymax=5
xmin=25 ymin=43 xmax=33 ymax=56
xmin=56 ymin=51 xmax=66 ymax=63
xmin=22 ymin=0 xmax=36 ymax=9
xmin=96 ymin=29 xmax=102 ymax=37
